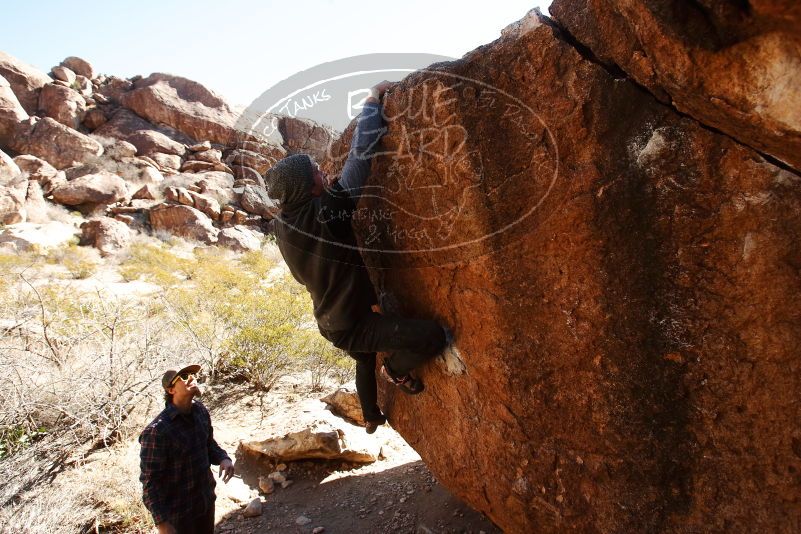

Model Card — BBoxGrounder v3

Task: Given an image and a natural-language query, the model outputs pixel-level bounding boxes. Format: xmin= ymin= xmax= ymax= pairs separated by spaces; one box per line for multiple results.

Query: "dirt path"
xmin=204 ymin=377 xmax=501 ymax=534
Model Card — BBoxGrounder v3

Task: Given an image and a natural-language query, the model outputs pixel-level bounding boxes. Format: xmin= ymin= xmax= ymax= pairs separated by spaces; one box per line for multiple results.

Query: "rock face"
xmin=52 ymin=171 xmax=127 ymax=206
xmin=148 ymin=203 xmax=219 ymax=244
xmin=0 ymin=51 xmax=52 ymax=114
xmin=0 ymin=74 xmax=28 ymax=145
xmin=38 ymin=83 xmax=87 ymax=130
xmin=550 ymin=0 xmax=801 ymax=172
xmin=13 ymin=117 xmax=103 ymax=169
xmin=323 ymin=10 xmax=801 ymax=533
xmin=80 ymin=217 xmax=131 ymax=255
xmin=278 ymin=116 xmax=334 ymax=162
xmin=239 ymin=185 xmax=278 ymax=219
xmin=121 ymin=73 xmax=255 ymax=147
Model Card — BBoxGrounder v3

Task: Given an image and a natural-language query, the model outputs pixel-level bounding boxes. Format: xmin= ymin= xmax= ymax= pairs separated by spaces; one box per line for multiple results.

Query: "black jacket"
xmin=274 ymin=102 xmax=385 ymax=332
xmin=274 ymin=186 xmax=377 ymax=331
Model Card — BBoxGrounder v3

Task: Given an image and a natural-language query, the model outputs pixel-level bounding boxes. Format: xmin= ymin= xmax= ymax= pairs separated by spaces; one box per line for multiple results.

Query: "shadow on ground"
xmin=217 ymin=455 xmax=500 ymax=534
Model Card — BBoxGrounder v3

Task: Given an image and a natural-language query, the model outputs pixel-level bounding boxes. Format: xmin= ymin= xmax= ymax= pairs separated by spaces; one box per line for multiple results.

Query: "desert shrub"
xmin=0 ymin=424 xmax=47 ymax=460
xmin=158 ymin=247 xmax=253 ymax=378
xmin=0 ymin=250 xmax=38 ymax=296
xmin=0 ymin=239 xmax=367 ymax=531
xmin=180 ymin=251 xmax=356 ymax=391
xmin=0 ymin=287 xmax=169 ymax=443
xmin=239 ymin=248 xmax=275 ymax=279
xmin=303 ymin=333 xmax=354 ymax=391
xmin=0 ymin=254 xmax=197 ymax=531
xmin=221 ymin=274 xmax=312 ymax=390
xmin=118 ymin=241 xmax=194 ymax=285
xmin=47 ymin=243 xmax=99 ymax=279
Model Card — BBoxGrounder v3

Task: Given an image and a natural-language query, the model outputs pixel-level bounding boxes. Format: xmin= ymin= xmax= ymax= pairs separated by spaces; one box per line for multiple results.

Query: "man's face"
xmin=310 ymin=160 xmax=328 ymax=197
xmin=168 ymin=372 xmax=201 ymax=403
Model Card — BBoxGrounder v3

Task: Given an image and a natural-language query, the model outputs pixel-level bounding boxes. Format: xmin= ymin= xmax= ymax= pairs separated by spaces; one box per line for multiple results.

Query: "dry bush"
xmin=0 ymin=438 xmax=152 ymax=533
xmin=47 ymin=243 xmax=100 ymax=279
xmin=0 ymin=241 xmax=358 ymax=531
xmin=0 ymin=257 xmax=180 ymax=532
xmin=303 ymin=331 xmax=355 ymax=391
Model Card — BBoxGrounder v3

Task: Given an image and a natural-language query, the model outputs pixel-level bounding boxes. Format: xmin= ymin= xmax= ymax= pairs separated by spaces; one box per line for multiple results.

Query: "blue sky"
xmin=1 ymin=0 xmax=549 ymax=107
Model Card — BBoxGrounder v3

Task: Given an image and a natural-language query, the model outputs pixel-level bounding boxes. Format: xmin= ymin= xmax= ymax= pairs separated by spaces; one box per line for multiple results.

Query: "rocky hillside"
xmin=323 ymin=3 xmax=801 ymax=533
xmin=0 ymin=51 xmax=334 ymax=253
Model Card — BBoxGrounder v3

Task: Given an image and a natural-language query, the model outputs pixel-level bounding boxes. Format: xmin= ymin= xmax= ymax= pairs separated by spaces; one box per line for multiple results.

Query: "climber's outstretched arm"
xmin=337 ymin=82 xmax=391 ymax=201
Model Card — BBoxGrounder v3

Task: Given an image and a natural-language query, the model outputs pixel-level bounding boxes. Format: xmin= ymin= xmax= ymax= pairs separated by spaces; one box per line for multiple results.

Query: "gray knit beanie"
xmin=265 ymin=154 xmax=315 ymax=207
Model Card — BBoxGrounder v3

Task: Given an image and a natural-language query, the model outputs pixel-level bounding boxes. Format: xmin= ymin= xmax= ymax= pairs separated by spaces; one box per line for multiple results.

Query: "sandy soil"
xmin=203 ymin=376 xmax=501 ymax=534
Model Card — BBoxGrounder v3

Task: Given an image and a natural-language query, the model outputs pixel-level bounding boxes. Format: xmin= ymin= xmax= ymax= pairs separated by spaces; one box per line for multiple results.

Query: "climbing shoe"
xmin=381 ymin=363 xmax=425 ymax=395
xmin=365 ymin=415 xmax=387 ymax=434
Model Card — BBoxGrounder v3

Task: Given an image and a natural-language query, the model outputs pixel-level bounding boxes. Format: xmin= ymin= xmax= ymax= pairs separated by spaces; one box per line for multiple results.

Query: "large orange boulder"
xmin=550 ymin=0 xmax=801 ymax=172
xmin=59 ymin=56 xmax=95 ymax=80
xmin=120 ymin=73 xmax=262 ymax=147
xmin=92 ymin=108 xmax=194 ymax=149
xmin=327 ymin=10 xmax=801 ymax=533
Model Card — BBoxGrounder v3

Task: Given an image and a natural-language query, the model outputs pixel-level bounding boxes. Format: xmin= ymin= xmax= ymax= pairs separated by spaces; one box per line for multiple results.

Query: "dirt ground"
xmin=203 ymin=376 xmax=501 ymax=534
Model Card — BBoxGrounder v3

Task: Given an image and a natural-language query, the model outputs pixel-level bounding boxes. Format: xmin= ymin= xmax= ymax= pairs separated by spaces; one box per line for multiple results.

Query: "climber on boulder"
xmin=264 ymin=80 xmax=449 ymax=434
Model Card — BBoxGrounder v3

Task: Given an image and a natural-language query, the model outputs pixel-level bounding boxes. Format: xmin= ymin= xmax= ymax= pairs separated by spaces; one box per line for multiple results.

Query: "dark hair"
xmin=164 ymin=391 xmax=173 ymax=406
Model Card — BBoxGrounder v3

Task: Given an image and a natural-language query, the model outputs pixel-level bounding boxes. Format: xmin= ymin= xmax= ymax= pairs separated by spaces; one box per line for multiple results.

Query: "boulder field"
xmin=0 ymin=51 xmax=333 ymax=253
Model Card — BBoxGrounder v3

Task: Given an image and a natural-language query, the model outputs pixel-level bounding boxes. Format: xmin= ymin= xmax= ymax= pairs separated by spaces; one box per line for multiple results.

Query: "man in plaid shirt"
xmin=139 ymin=364 xmax=234 ymax=534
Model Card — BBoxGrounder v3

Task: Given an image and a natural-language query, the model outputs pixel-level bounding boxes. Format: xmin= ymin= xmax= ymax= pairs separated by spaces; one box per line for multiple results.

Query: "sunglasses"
xmin=169 ymin=372 xmax=195 ymax=387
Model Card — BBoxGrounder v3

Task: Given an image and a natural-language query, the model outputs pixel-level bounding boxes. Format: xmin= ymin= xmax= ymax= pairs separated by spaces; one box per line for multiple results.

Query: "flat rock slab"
xmin=52 ymin=171 xmax=127 ymax=206
xmin=240 ymin=398 xmax=380 ymax=464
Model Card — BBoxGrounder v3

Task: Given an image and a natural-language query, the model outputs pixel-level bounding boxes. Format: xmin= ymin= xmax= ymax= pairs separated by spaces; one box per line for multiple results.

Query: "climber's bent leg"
xmin=323 ymin=312 xmax=447 ymax=377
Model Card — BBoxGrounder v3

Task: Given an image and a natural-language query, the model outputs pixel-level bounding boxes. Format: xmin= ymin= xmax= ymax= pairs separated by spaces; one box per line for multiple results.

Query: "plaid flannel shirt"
xmin=138 ymin=400 xmax=230 ymax=525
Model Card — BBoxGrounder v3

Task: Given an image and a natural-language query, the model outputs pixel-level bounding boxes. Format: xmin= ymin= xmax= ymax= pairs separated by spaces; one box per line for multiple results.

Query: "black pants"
xmin=173 ymin=501 xmax=215 ymax=534
xmin=320 ymin=312 xmax=447 ymax=422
